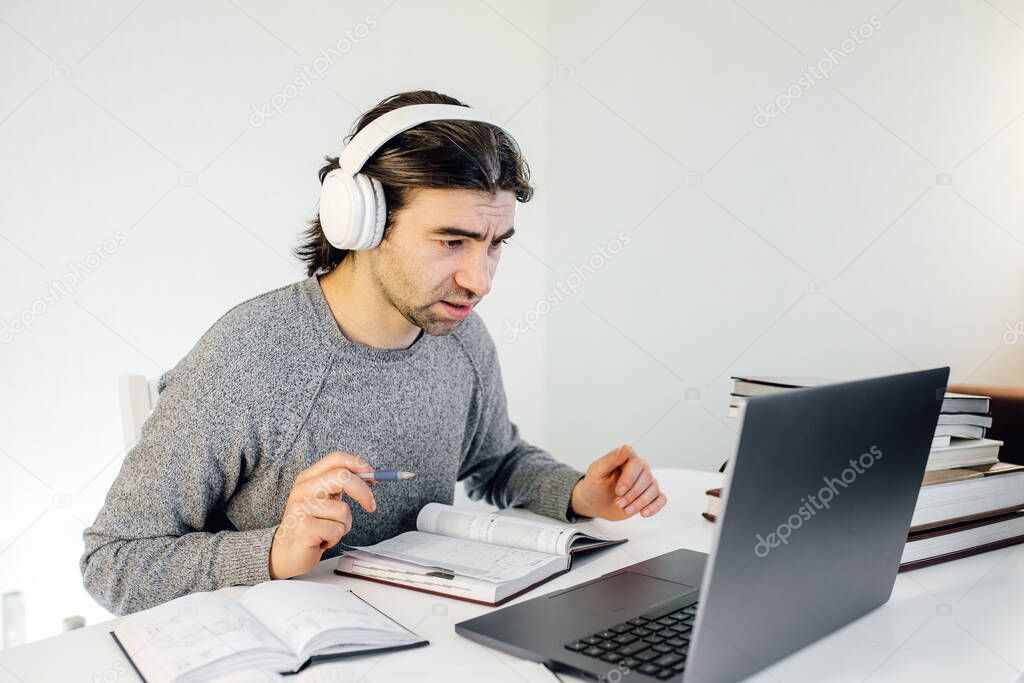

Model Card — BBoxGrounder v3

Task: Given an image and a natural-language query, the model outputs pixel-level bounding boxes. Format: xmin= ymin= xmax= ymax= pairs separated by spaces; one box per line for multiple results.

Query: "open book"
xmin=334 ymin=502 xmax=627 ymax=606
xmin=109 ymin=580 xmax=427 ymax=683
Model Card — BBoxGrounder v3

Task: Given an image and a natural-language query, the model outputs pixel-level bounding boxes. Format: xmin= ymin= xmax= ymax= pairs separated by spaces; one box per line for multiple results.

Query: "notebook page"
xmin=416 ymin=502 xmax=613 ymax=555
xmin=348 ymin=531 xmax=564 ymax=582
xmin=113 ymin=591 xmax=294 ymax=682
xmin=239 ymin=580 xmax=419 ymax=663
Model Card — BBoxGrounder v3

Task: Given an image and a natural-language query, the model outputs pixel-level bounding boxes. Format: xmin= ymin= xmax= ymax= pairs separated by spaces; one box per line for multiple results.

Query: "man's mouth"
xmin=438 ymin=300 xmax=474 ymax=320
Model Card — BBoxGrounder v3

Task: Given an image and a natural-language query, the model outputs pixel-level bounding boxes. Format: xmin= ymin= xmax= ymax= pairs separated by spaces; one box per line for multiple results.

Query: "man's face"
xmin=366 ymin=188 xmax=516 ymax=336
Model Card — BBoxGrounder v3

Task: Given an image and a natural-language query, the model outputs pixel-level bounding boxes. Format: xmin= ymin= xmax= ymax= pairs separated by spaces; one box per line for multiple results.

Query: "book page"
xmin=416 ymin=502 xmax=613 ymax=555
xmin=337 ymin=551 xmax=495 ymax=600
xmin=239 ymin=580 xmax=419 ymax=663
xmin=113 ymin=591 xmax=295 ymax=682
xmin=348 ymin=531 xmax=565 ymax=582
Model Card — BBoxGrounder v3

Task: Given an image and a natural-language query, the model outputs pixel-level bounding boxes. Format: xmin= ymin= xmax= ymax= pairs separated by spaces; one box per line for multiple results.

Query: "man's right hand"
xmin=268 ymin=451 xmax=377 ymax=580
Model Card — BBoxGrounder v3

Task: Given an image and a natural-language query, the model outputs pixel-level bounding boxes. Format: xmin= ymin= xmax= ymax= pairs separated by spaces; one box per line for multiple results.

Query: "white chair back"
xmin=118 ymin=374 xmax=160 ymax=448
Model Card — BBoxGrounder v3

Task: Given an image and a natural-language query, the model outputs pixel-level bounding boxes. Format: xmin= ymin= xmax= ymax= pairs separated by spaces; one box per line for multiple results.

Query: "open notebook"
xmin=334 ymin=502 xmax=627 ymax=606
xmin=109 ymin=580 xmax=427 ymax=683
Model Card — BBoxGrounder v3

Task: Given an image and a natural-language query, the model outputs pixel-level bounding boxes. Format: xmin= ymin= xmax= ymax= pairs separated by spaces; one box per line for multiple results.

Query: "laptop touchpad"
xmin=549 ymin=572 xmax=694 ymax=617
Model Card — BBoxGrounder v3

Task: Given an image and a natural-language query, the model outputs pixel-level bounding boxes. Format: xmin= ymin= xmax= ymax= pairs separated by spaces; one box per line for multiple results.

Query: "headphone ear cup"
xmin=367 ymin=177 xmax=386 ymax=249
xmin=320 ymin=169 xmax=363 ymax=249
xmin=353 ymin=173 xmax=378 ymax=250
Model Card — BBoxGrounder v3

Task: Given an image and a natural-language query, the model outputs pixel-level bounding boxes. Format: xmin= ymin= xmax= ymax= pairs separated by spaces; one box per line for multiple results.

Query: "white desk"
xmin=1 ymin=468 xmax=1021 ymax=682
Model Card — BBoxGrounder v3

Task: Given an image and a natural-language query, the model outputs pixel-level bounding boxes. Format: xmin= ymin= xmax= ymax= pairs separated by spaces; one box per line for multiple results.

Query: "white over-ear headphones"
xmin=319 ymin=103 xmax=514 ymax=250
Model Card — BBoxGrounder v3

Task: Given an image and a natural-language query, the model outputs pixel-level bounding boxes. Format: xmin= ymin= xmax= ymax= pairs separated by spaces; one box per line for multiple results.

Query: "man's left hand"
xmin=570 ymin=445 xmax=666 ymax=520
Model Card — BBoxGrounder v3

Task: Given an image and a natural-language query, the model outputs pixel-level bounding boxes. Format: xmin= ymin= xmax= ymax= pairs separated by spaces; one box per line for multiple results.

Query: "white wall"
xmin=1 ymin=0 xmax=1022 ymax=645
xmin=539 ymin=0 xmax=1024 ymax=471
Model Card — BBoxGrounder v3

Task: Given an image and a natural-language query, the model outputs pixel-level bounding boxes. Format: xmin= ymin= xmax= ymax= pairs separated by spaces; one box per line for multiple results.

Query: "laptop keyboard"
xmin=563 ymin=600 xmax=698 ymax=680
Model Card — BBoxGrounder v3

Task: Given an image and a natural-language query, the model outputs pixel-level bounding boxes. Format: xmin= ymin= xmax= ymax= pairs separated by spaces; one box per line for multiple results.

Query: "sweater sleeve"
xmin=456 ymin=321 xmax=587 ymax=524
xmin=80 ymin=347 xmax=278 ymax=616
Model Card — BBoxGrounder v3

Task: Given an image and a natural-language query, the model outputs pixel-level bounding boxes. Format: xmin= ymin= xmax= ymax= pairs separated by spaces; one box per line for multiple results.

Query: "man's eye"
xmin=442 ymin=240 xmax=463 ymax=249
xmin=491 ymin=239 xmax=509 ymax=249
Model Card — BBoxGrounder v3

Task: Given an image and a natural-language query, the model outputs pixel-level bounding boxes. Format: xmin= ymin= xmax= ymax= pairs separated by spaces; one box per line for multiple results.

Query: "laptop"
xmin=456 ymin=368 xmax=949 ymax=682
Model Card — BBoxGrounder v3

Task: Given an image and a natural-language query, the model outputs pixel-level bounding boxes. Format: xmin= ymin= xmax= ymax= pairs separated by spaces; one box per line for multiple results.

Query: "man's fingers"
xmin=298 ymin=498 xmax=352 ymax=526
xmin=296 ymin=451 xmax=373 ymax=483
xmin=640 ymin=493 xmax=668 ymax=518
xmin=623 ymin=482 xmax=659 ymax=515
xmin=614 ymin=456 xmax=647 ymax=499
xmin=299 ymin=467 xmax=376 ymax=512
xmin=297 ymin=451 xmax=373 ymax=484
xmin=589 ymin=444 xmax=635 ymax=478
xmin=305 ymin=518 xmax=348 ymax=550
xmin=617 ymin=468 xmax=652 ymax=508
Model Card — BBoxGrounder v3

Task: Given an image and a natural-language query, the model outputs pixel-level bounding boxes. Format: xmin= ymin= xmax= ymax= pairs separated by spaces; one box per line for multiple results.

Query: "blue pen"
xmin=357 ymin=469 xmax=416 ymax=481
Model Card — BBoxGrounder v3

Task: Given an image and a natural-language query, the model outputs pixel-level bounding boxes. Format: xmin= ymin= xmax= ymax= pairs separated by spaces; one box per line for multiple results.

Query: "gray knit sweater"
xmin=80 ymin=275 xmax=586 ymax=616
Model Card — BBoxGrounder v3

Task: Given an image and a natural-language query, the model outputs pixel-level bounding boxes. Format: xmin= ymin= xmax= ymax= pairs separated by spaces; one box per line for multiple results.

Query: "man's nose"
xmin=455 ymin=248 xmax=493 ymax=299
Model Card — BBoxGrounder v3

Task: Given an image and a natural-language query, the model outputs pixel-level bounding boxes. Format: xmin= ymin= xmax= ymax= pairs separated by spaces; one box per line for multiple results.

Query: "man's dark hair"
xmin=296 ymin=90 xmax=535 ymax=276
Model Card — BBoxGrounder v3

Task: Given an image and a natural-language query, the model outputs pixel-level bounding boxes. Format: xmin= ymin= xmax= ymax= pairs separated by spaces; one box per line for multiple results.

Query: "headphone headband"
xmin=319 ymin=102 xmax=516 ymax=251
xmin=337 ymin=103 xmax=510 ymax=175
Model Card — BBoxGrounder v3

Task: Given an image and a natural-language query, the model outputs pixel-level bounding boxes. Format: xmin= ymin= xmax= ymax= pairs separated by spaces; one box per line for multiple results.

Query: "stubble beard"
xmin=371 ymin=254 xmax=465 ymax=338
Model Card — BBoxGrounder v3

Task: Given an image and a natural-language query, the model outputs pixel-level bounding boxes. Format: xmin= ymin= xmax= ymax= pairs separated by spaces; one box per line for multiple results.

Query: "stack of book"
xmin=727 ymin=377 xmax=1000 ymax=469
xmin=710 ymin=375 xmax=1024 ymax=570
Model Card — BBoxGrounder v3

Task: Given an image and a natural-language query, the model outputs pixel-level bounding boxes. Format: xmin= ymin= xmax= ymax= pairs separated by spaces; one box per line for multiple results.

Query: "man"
xmin=81 ymin=90 xmax=666 ymax=616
